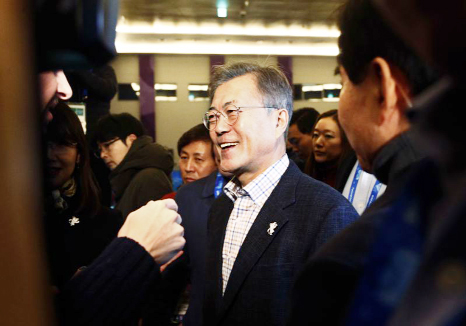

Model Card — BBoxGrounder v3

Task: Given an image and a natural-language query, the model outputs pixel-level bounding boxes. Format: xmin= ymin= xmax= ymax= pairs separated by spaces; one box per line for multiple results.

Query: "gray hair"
xmin=209 ymin=62 xmax=293 ymax=122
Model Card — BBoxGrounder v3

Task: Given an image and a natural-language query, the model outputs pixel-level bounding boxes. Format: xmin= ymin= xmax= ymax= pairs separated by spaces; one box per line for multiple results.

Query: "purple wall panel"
xmin=139 ymin=54 xmax=156 ymax=140
xmin=210 ymin=55 xmax=225 ymax=82
xmin=277 ymin=56 xmax=293 ymax=86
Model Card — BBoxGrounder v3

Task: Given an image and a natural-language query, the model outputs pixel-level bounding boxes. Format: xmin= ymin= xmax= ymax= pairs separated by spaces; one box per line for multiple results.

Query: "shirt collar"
xmin=224 ymin=154 xmax=289 ymax=206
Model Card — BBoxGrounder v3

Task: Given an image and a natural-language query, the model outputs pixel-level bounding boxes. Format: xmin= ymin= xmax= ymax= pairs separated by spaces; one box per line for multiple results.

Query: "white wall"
xmin=109 ymin=54 xmax=340 ymax=163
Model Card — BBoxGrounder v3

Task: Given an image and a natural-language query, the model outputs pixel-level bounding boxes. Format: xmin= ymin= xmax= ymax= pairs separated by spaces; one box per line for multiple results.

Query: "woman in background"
xmin=44 ymin=102 xmax=123 ymax=290
xmin=305 ymin=109 xmax=354 ymax=191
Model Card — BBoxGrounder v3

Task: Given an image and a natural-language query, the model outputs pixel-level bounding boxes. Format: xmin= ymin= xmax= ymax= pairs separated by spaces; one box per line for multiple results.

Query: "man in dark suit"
xmin=202 ymin=62 xmax=359 ymax=326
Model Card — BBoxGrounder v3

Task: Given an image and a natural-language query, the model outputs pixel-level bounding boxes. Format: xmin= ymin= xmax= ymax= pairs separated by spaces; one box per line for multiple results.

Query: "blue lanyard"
xmin=367 ymin=180 xmax=382 ymax=207
xmin=349 ymin=164 xmax=382 ymax=208
xmin=348 ymin=164 xmax=363 ymax=203
xmin=214 ymin=172 xmax=225 ymax=198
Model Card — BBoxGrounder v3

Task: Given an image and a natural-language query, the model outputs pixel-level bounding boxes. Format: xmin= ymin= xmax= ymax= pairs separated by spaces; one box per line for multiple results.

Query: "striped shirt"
xmin=221 ymin=154 xmax=289 ymax=294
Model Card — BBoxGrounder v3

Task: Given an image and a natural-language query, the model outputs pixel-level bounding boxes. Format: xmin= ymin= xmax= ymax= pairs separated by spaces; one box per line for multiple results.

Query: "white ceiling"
xmin=116 ymin=0 xmax=344 ymax=55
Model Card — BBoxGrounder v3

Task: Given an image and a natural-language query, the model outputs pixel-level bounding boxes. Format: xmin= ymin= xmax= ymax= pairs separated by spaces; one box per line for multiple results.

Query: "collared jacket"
xmin=288 ymin=131 xmax=425 ymax=325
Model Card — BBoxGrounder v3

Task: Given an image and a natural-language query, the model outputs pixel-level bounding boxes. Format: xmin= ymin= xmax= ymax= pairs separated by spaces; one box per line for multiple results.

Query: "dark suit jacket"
xmin=204 ymin=161 xmax=359 ymax=326
xmin=145 ymin=171 xmax=225 ymax=326
xmin=287 ymin=132 xmax=425 ymax=325
xmin=176 ymin=171 xmax=222 ymax=326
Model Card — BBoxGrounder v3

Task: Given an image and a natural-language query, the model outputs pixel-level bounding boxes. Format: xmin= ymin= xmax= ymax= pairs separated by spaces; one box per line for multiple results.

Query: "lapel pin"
xmin=267 ymin=222 xmax=278 ymax=235
xmin=69 ymin=216 xmax=80 ymax=226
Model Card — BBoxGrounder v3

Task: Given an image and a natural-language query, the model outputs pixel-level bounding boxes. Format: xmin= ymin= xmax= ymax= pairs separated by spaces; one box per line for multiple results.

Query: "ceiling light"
xmin=217 ymin=8 xmax=227 ymax=18
xmin=115 ymin=39 xmax=339 ymax=56
xmin=302 ymin=85 xmax=324 ymax=92
xmin=155 ymin=84 xmax=177 ymax=90
xmin=116 ymin=20 xmax=340 ymax=38
xmin=323 ymin=84 xmax=342 ymax=89
xmin=188 ymin=85 xmax=209 ymax=91
xmin=131 ymin=82 xmax=140 ymax=91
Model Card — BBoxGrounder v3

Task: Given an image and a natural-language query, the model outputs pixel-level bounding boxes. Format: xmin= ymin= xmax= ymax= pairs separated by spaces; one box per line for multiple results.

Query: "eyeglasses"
xmin=202 ymin=104 xmax=277 ymax=130
xmin=47 ymin=141 xmax=77 ymax=154
xmin=94 ymin=138 xmax=120 ymax=158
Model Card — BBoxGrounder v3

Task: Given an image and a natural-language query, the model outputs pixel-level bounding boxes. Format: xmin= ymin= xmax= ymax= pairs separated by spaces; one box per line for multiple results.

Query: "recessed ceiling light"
xmin=217 ymin=8 xmax=228 ymax=18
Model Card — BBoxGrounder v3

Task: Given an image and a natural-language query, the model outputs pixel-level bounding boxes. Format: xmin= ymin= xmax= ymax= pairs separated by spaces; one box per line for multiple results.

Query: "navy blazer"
xmin=175 ymin=171 xmax=222 ymax=326
xmin=204 ymin=161 xmax=359 ymax=326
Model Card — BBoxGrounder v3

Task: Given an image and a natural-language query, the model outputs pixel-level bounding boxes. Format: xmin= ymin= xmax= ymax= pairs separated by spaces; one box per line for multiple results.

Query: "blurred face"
xmin=38 ymin=71 xmax=73 ymax=123
xmin=46 ymin=142 xmax=79 ymax=190
xmin=99 ymin=136 xmax=134 ymax=170
xmin=179 ymin=140 xmax=217 ymax=184
xmin=338 ymin=66 xmax=379 ymax=171
xmin=288 ymin=124 xmax=313 ymax=160
xmin=209 ymin=74 xmax=283 ymax=186
xmin=312 ymin=117 xmax=342 ymax=163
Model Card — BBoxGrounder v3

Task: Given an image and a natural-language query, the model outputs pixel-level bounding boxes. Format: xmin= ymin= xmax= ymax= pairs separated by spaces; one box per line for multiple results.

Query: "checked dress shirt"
xmin=221 ymin=154 xmax=289 ymax=294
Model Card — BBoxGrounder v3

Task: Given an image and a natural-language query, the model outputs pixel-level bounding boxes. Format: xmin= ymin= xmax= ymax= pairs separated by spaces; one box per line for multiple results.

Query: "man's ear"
xmin=372 ymin=57 xmax=397 ymax=112
xmin=275 ymin=108 xmax=289 ymax=139
xmin=371 ymin=57 xmax=411 ymax=132
xmin=126 ymin=134 xmax=137 ymax=147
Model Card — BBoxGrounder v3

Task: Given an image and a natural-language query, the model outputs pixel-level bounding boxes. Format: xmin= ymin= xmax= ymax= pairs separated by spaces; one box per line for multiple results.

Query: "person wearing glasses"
xmin=94 ymin=113 xmax=174 ymax=218
xmin=44 ymin=102 xmax=123 ymax=290
xmin=201 ymin=62 xmax=358 ymax=326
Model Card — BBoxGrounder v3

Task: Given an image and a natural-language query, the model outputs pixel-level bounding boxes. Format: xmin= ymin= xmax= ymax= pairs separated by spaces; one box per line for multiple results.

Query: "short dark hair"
xmin=337 ymin=0 xmax=438 ymax=95
xmin=290 ymin=107 xmax=320 ymax=135
xmin=210 ymin=62 xmax=293 ymax=120
xmin=94 ymin=113 xmax=146 ymax=144
xmin=177 ymin=123 xmax=213 ymax=157
xmin=46 ymin=102 xmax=100 ymax=217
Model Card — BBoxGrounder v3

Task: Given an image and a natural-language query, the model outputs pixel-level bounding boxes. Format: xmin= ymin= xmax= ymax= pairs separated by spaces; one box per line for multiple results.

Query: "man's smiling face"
xmin=209 ymin=74 xmax=280 ymax=185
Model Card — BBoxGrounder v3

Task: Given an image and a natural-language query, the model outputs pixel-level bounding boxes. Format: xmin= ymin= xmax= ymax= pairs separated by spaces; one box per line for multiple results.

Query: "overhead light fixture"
xmin=155 ymin=83 xmax=177 ymax=90
xmin=116 ymin=20 xmax=340 ymax=38
xmin=188 ymin=85 xmax=209 ymax=91
xmin=115 ymin=39 xmax=339 ymax=56
xmin=217 ymin=8 xmax=227 ymax=18
xmin=217 ymin=0 xmax=228 ymax=18
xmin=131 ymin=82 xmax=140 ymax=92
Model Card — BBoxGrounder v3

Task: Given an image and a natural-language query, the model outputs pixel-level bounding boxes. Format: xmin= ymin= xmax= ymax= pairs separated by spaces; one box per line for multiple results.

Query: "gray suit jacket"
xmin=204 ymin=161 xmax=359 ymax=326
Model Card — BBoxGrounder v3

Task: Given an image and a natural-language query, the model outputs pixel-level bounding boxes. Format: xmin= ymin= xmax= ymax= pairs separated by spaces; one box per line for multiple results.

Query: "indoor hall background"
xmin=108 ymin=0 xmax=345 ymax=164
xmin=109 ymin=54 xmax=341 ymax=163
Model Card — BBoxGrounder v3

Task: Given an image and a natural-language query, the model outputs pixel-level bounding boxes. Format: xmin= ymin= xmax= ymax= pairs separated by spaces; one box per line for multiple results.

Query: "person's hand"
xmin=118 ymin=199 xmax=185 ymax=265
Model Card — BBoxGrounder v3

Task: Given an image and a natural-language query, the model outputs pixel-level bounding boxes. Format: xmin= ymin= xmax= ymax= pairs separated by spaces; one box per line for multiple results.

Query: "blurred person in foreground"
xmin=44 ymin=102 xmax=122 ymax=290
xmin=362 ymin=0 xmax=466 ymax=324
xmin=38 ymin=73 xmax=184 ymax=325
xmin=287 ymin=0 xmax=439 ymax=324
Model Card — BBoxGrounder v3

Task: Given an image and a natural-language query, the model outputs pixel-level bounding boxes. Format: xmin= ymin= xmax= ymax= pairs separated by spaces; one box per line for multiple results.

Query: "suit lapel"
xmin=218 ymin=162 xmax=301 ymax=320
xmin=205 ymin=194 xmax=233 ymax=321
